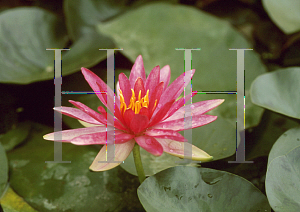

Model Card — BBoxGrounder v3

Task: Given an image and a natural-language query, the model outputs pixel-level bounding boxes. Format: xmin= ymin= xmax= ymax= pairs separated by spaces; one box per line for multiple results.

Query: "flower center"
xmin=119 ymin=89 xmax=156 ymax=115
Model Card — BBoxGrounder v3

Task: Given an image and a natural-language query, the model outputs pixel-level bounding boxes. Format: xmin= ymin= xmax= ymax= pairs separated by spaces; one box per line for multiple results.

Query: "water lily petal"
xmin=119 ymin=73 xmax=132 ymax=105
xmin=134 ymin=77 xmax=145 ymax=98
xmin=165 ymin=99 xmax=225 ymax=122
xmin=145 ymin=129 xmax=187 ymax=142
xmin=70 ymin=130 xmax=134 ymax=145
xmin=134 ymin=135 xmax=163 ymax=156
xmin=156 ymin=69 xmax=195 ymax=113
xmin=149 ymin=99 xmax=175 ymax=127
xmin=152 ymin=114 xmax=217 ymax=131
xmin=89 ymin=139 xmax=135 ymax=171
xmin=43 ymin=126 xmax=111 ymax=141
xmin=97 ymin=106 xmax=127 ymax=131
xmin=124 ymin=109 xmax=135 ymax=129
xmin=69 ymin=100 xmax=107 ymax=125
xmin=130 ymin=114 xmax=149 ymax=134
xmin=54 ymin=106 xmax=102 ymax=125
xmin=129 ymin=55 xmax=146 ymax=88
xmin=145 ymin=65 xmax=160 ymax=101
xmin=148 ymin=82 xmax=164 ymax=117
xmin=78 ymin=120 xmax=103 ymax=128
xmin=160 ymin=65 xmax=170 ymax=91
xmin=156 ymin=138 xmax=213 ymax=161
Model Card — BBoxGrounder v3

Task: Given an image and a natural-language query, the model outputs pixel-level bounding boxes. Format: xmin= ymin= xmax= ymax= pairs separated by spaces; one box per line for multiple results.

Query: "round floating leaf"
xmin=251 ymin=67 xmax=300 ymax=119
xmin=262 ymin=0 xmax=300 ymax=34
xmin=138 ymin=166 xmax=271 ymax=212
xmin=0 ymin=121 xmax=31 ymax=151
xmin=96 ymin=3 xmax=266 ymax=162
xmin=266 ymin=127 xmax=300 ymax=211
xmin=1 ymin=187 xmax=37 ymax=212
xmin=0 ymin=142 xmax=8 ymax=197
xmin=7 ymin=123 xmax=144 ymax=212
xmin=0 ymin=7 xmax=68 ymax=84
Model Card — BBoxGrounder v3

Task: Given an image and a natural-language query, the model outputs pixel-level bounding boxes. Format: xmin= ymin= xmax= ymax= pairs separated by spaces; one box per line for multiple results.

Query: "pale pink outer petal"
xmin=54 ymin=107 xmax=102 ymax=125
xmin=145 ymin=129 xmax=186 ymax=142
xmin=69 ymin=100 xmax=107 ymax=125
xmin=89 ymin=139 xmax=135 ymax=171
xmin=134 ymin=135 xmax=163 ymax=156
xmin=165 ymin=99 xmax=225 ymax=122
xmin=43 ymin=126 xmax=111 ymax=141
xmin=160 ymin=65 xmax=170 ymax=91
xmin=129 ymin=55 xmax=146 ymax=88
xmin=156 ymin=138 xmax=213 ymax=161
xmin=70 ymin=131 xmax=134 ymax=145
xmin=151 ymin=114 xmax=217 ymax=131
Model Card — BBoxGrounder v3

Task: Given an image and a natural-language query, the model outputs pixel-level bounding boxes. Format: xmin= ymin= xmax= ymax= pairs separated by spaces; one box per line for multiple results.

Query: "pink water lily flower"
xmin=44 ymin=55 xmax=224 ymax=171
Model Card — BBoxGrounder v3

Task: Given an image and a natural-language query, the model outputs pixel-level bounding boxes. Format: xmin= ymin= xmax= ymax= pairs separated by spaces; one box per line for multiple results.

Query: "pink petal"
xmin=145 ymin=65 xmax=160 ymax=102
xmin=163 ymin=92 xmax=197 ymax=120
xmin=139 ymin=107 xmax=149 ymax=119
xmin=156 ymin=69 xmax=195 ymax=115
xmin=134 ymin=77 xmax=146 ymax=98
xmin=97 ymin=106 xmax=128 ymax=131
xmin=69 ymin=100 xmax=107 ymax=125
xmin=70 ymin=131 xmax=134 ymax=145
xmin=165 ymin=99 xmax=225 ymax=122
xmin=134 ymin=135 xmax=163 ymax=156
xmin=145 ymin=129 xmax=187 ymax=142
xmin=148 ymin=82 xmax=164 ymax=117
xmin=89 ymin=139 xmax=135 ymax=171
xmin=119 ymin=73 xmax=132 ymax=106
xmin=151 ymin=114 xmax=218 ymax=131
xmin=124 ymin=109 xmax=135 ymax=129
xmin=54 ymin=106 xmax=102 ymax=125
xmin=160 ymin=65 xmax=170 ymax=91
xmin=43 ymin=126 xmax=110 ymax=141
xmin=129 ymin=55 xmax=146 ymax=88
xmin=130 ymin=114 xmax=149 ymax=134
xmin=81 ymin=68 xmax=120 ymax=110
xmin=148 ymin=100 xmax=175 ymax=128
xmin=156 ymin=138 xmax=213 ymax=161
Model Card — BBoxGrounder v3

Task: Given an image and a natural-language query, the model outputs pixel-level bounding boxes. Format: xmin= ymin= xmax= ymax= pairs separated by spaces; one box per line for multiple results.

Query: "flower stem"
xmin=133 ymin=143 xmax=146 ymax=184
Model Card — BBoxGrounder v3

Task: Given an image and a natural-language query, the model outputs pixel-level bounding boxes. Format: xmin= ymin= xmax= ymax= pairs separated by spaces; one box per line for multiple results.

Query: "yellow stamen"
xmin=119 ymin=88 xmax=150 ymax=115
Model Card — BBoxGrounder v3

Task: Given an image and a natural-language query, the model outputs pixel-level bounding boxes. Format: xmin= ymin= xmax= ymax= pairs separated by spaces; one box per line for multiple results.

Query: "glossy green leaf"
xmin=0 ymin=7 xmax=68 ymax=84
xmin=251 ymin=67 xmax=300 ymax=119
xmin=1 ymin=187 xmax=37 ymax=212
xmin=266 ymin=127 xmax=300 ymax=211
xmin=0 ymin=142 xmax=8 ymax=198
xmin=0 ymin=121 xmax=31 ymax=151
xmin=262 ymin=0 xmax=300 ymax=34
xmin=96 ymin=3 xmax=266 ymax=162
xmin=138 ymin=166 xmax=271 ymax=212
xmin=7 ymin=123 xmax=144 ymax=212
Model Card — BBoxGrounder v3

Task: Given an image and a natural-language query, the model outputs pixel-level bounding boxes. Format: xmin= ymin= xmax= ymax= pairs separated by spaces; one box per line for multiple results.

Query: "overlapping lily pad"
xmin=251 ymin=67 xmax=300 ymax=119
xmin=7 ymin=123 xmax=144 ymax=212
xmin=266 ymin=127 xmax=300 ymax=211
xmin=262 ymin=0 xmax=300 ymax=34
xmin=138 ymin=166 xmax=271 ymax=212
xmin=0 ymin=142 xmax=8 ymax=198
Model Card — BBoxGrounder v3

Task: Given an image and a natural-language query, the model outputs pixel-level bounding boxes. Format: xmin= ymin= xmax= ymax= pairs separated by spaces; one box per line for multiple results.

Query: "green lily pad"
xmin=7 ymin=123 xmax=144 ymax=212
xmin=0 ymin=142 xmax=8 ymax=198
xmin=0 ymin=7 xmax=68 ymax=84
xmin=266 ymin=127 xmax=300 ymax=211
xmin=96 ymin=2 xmax=266 ymax=161
xmin=138 ymin=166 xmax=271 ymax=212
xmin=251 ymin=67 xmax=300 ymax=119
xmin=262 ymin=0 xmax=300 ymax=34
xmin=1 ymin=187 xmax=37 ymax=212
xmin=0 ymin=121 xmax=31 ymax=151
